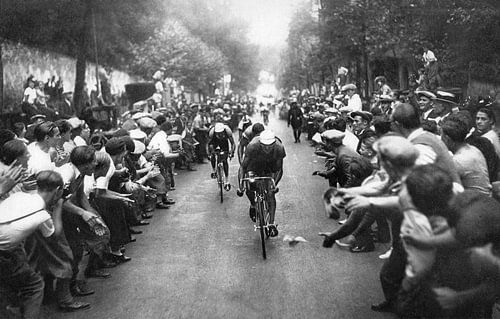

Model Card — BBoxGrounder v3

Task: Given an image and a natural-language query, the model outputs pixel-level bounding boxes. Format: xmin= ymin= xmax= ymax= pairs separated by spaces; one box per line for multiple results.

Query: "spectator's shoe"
xmin=141 ymin=212 xmax=153 ymax=219
xmin=268 ymin=225 xmax=279 ymax=237
xmin=70 ymin=281 xmax=94 ymax=297
xmin=156 ymin=202 xmax=170 ymax=209
xmin=111 ymin=253 xmax=132 ymax=264
xmin=134 ymin=220 xmax=150 ymax=226
xmin=59 ymin=301 xmax=91 ymax=312
xmin=338 ymin=218 xmax=347 ymax=225
xmin=249 ymin=207 xmax=256 ymax=222
xmin=210 ymin=172 xmax=217 ymax=179
xmin=85 ymin=268 xmax=111 ymax=279
xmin=236 ymin=188 xmax=244 ymax=197
xmin=335 ymin=235 xmax=356 ymax=248
xmin=371 ymin=300 xmax=394 ymax=313
xmin=350 ymin=243 xmax=375 ymax=253
xmin=164 ymin=198 xmax=176 ymax=205
xmin=224 ymin=183 xmax=231 ymax=191
xmin=379 ymin=247 xmax=393 ymax=259
xmin=129 ymin=228 xmax=142 ymax=234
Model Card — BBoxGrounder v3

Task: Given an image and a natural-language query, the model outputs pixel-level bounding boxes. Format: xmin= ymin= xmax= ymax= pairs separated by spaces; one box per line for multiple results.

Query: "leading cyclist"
xmin=208 ymin=122 xmax=235 ymax=191
xmin=237 ymin=130 xmax=286 ymax=237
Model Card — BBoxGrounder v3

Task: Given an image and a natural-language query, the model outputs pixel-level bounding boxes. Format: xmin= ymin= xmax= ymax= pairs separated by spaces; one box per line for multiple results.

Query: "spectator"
xmin=440 ymin=114 xmax=491 ymax=195
xmin=0 ymin=170 xmax=65 ymax=318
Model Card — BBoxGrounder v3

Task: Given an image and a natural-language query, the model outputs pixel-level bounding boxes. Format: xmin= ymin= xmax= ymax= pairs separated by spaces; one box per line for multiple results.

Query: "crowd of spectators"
xmin=289 ymin=76 xmax=500 ymax=318
xmin=0 ymin=96 xmax=255 ymax=317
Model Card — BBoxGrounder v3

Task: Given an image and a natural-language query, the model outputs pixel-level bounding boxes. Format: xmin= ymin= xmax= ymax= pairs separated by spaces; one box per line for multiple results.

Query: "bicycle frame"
xmin=241 ymin=176 xmax=276 ymax=259
xmin=213 ymin=148 xmax=225 ymax=203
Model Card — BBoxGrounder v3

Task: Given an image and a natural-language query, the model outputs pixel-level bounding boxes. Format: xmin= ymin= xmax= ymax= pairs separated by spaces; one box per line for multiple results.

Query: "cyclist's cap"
xmin=132 ymin=140 xmax=145 ymax=155
xmin=214 ymin=123 xmax=225 ymax=133
xmin=260 ymin=130 xmax=276 ymax=145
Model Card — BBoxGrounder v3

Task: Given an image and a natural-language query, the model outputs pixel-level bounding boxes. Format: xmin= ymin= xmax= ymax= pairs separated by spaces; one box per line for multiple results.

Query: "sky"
xmin=228 ymin=0 xmax=306 ymax=47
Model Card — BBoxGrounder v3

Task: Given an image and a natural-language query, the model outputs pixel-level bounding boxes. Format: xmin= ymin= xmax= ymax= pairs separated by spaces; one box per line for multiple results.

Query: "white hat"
xmin=166 ymin=134 xmax=182 ymax=142
xmin=67 ymin=117 xmax=85 ymax=129
xmin=131 ymin=112 xmax=151 ymax=120
xmin=341 ymin=83 xmax=357 ymax=91
xmin=132 ymin=140 xmax=145 ymax=155
xmin=214 ymin=123 xmax=225 ymax=133
xmin=129 ymin=129 xmax=147 ymax=140
xmin=259 ymin=130 xmax=276 ymax=145
xmin=321 ymin=129 xmax=345 ymax=142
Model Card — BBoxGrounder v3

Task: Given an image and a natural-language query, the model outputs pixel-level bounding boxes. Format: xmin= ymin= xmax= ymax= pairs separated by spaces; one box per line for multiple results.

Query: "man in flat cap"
xmin=313 ymin=129 xmax=372 ymax=188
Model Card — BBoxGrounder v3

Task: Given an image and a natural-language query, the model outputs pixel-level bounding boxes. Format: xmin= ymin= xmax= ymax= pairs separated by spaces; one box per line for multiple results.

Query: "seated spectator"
xmin=13 ymin=122 xmax=28 ymax=144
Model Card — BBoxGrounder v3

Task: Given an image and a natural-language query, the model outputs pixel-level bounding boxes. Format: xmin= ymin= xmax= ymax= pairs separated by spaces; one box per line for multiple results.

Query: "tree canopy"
xmin=279 ymin=0 xmax=500 ymax=94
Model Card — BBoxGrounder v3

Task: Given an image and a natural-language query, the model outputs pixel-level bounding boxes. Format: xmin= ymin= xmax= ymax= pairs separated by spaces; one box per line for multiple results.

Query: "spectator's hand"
xmin=0 ymin=162 xmax=25 ymax=196
xmin=344 ymin=195 xmax=370 ymax=211
xmin=433 ymin=287 xmax=460 ymax=310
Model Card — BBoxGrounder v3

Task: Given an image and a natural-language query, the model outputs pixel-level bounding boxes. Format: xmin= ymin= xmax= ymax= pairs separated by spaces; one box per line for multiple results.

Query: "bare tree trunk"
xmin=73 ymin=0 xmax=92 ymax=116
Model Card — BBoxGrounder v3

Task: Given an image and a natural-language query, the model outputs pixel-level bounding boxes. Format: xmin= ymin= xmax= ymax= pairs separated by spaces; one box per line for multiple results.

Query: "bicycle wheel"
xmin=217 ymin=165 xmax=223 ymax=203
xmin=257 ymin=200 xmax=267 ymax=259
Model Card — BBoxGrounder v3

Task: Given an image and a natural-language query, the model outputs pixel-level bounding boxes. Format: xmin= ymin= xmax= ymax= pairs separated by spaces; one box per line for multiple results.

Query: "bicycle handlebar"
xmin=241 ymin=176 xmax=276 ymax=189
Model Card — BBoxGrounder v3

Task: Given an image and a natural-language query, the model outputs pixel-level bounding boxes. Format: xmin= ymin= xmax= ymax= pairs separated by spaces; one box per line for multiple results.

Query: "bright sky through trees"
xmin=228 ymin=0 xmax=306 ymax=47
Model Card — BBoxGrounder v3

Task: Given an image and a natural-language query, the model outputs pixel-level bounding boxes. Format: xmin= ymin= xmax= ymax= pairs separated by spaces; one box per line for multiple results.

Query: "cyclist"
xmin=208 ymin=122 xmax=235 ymax=191
xmin=237 ymin=122 xmax=265 ymax=164
xmin=238 ymin=130 xmax=286 ymax=237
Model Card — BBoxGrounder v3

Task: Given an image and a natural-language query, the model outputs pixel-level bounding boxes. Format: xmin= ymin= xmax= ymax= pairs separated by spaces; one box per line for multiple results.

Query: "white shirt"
xmin=56 ymin=162 xmax=81 ymax=187
xmin=96 ymin=150 xmax=115 ymax=190
xmin=344 ymin=129 xmax=359 ymax=152
xmin=401 ymin=209 xmax=435 ymax=278
xmin=27 ymin=142 xmax=56 ymax=174
xmin=347 ymin=94 xmax=362 ymax=112
xmin=73 ymin=136 xmax=87 ymax=147
xmin=23 ymin=87 xmax=37 ymax=104
xmin=407 ymin=128 xmax=437 ymax=166
xmin=148 ymin=130 xmax=172 ymax=157
xmin=0 ymin=193 xmax=54 ymax=250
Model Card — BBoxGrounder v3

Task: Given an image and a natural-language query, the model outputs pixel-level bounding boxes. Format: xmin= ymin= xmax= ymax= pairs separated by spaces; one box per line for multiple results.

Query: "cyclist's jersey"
xmin=208 ymin=124 xmax=232 ymax=151
xmin=242 ymin=138 xmax=286 ymax=175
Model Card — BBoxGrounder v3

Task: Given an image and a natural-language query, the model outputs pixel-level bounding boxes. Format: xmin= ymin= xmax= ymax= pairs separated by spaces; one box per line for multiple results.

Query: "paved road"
xmin=41 ymin=114 xmax=394 ymax=319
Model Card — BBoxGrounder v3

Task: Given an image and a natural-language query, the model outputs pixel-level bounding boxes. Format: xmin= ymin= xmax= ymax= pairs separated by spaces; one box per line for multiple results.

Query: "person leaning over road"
xmin=208 ymin=122 xmax=235 ymax=191
xmin=320 ymin=136 xmax=419 ymax=312
xmin=0 ymin=170 xmax=64 ymax=319
xmin=238 ymin=130 xmax=285 ymax=237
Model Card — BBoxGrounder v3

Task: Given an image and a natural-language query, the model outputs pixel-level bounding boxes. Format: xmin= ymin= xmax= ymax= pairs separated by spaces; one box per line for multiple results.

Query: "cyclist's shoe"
xmin=268 ymin=225 xmax=279 ymax=237
xmin=236 ymin=188 xmax=244 ymax=197
xmin=249 ymin=207 xmax=256 ymax=222
xmin=210 ymin=172 xmax=217 ymax=179
xmin=224 ymin=183 xmax=231 ymax=191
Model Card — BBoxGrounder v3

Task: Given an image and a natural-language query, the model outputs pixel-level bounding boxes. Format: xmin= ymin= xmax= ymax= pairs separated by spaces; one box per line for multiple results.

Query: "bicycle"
xmin=241 ymin=176 xmax=277 ymax=259
xmin=212 ymin=147 xmax=230 ymax=203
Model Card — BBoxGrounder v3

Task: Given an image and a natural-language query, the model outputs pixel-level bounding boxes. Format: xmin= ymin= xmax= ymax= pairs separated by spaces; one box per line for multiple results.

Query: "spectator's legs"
xmin=0 ymin=247 xmax=45 ymax=319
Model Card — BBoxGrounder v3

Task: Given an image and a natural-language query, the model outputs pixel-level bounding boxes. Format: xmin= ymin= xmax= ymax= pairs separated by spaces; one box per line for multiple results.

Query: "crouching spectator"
xmin=0 ymin=171 xmax=64 ymax=318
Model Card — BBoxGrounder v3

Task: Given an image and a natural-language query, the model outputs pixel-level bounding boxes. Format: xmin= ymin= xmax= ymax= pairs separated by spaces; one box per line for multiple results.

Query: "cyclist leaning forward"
xmin=208 ymin=122 xmax=235 ymax=191
xmin=237 ymin=130 xmax=286 ymax=237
